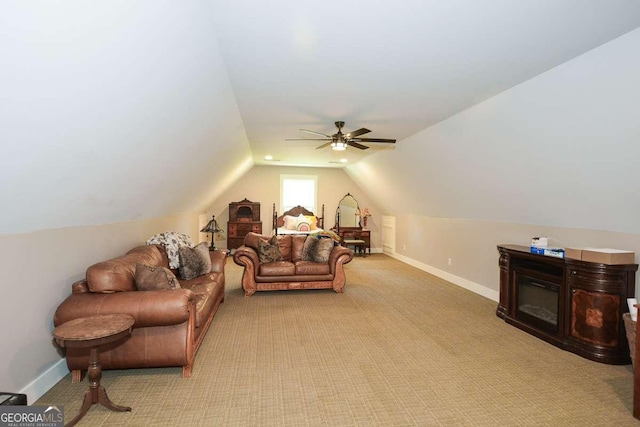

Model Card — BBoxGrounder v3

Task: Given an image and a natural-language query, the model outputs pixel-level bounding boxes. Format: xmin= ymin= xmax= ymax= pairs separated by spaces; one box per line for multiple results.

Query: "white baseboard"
xmin=21 ymin=358 xmax=68 ymax=404
xmin=390 ymin=253 xmax=499 ymax=302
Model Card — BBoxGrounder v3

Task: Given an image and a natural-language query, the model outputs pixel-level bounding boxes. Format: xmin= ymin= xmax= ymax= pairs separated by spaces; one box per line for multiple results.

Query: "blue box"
xmin=544 ymin=248 xmax=565 ymax=258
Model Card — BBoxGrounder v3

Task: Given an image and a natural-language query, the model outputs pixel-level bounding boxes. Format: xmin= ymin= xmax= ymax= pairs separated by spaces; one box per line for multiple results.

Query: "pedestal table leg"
xmin=65 ymin=346 xmax=131 ymax=427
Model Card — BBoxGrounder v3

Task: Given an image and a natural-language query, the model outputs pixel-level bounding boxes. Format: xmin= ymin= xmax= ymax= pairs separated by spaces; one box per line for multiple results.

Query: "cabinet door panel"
xmin=570 ymin=288 xmax=620 ymax=347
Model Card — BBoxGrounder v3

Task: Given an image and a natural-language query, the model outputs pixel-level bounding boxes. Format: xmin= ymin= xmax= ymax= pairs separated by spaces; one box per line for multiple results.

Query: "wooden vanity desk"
xmin=333 ymin=227 xmax=370 ymax=256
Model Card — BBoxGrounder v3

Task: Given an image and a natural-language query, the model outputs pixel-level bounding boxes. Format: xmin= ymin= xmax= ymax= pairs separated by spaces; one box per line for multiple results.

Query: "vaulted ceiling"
xmin=2 ymin=1 xmax=640 ymax=234
xmin=210 ymin=0 xmax=640 ymax=167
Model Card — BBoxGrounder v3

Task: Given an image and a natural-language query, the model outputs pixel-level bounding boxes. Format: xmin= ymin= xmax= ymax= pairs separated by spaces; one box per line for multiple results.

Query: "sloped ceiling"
xmin=2 ymin=1 xmax=640 ymax=234
xmin=348 ymin=27 xmax=640 ymax=234
xmin=210 ymin=0 xmax=640 ymax=167
xmin=1 ymin=1 xmax=252 ymax=234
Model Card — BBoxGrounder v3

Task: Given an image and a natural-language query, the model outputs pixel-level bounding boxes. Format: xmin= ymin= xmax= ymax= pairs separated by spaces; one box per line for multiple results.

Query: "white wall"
xmin=349 ymin=28 xmax=640 ymax=297
xmin=0 ymin=0 xmax=252 ymax=400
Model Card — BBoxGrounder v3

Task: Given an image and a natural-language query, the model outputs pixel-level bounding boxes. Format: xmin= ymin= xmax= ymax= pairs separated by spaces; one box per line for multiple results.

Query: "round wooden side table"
xmin=53 ymin=314 xmax=134 ymax=427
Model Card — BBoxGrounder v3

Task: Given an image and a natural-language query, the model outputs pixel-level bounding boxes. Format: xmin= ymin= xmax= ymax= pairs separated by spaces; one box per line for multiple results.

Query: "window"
xmin=280 ymin=175 xmax=317 ymax=213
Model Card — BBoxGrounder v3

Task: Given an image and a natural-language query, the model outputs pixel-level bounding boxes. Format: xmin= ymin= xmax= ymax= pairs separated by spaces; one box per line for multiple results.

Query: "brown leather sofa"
xmin=54 ymin=244 xmax=226 ymax=380
xmin=233 ymin=232 xmax=353 ymax=297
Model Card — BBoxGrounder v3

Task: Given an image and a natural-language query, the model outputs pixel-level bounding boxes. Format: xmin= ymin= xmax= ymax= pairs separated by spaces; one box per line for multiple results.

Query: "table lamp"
xmin=200 ymin=215 xmax=222 ymax=251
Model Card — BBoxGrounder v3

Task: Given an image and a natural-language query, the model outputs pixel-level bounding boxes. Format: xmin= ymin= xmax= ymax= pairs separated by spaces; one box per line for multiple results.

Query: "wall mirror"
xmin=336 ymin=193 xmax=360 ymax=228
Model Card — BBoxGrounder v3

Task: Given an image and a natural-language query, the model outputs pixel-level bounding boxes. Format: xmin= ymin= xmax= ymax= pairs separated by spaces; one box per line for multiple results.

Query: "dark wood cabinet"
xmin=497 ymin=244 xmax=637 ymax=364
xmin=227 ymin=199 xmax=261 ymax=250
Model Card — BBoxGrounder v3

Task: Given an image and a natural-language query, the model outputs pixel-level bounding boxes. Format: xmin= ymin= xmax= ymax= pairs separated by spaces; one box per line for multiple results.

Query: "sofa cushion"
xmin=178 ymin=242 xmax=212 ymax=280
xmin=295 ymin=261 xmax=331 ymax=275
xmin=259 ymin=261 xmax=296 ymax=276
xmin=291 ymin=235 xmax=307 ymax=262
xmin=276 ymin=235 xmax=292 ymax=261
xmin=134 ymin=263 xmax=181 ymax=291
xmin=302 ymin=236 xmax=334 ymax=263
xmin=87 ymin=245 xmax=166 ymax=293
xmin=180 ymin=273 xmax=222 ymax=328
xmin=258 ymin=236 xmax=283 ymax=263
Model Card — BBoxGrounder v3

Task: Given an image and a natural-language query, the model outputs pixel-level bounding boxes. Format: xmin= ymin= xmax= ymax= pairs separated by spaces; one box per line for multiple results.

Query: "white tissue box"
xmin=531 ymin=237 xmax=548 ymax=248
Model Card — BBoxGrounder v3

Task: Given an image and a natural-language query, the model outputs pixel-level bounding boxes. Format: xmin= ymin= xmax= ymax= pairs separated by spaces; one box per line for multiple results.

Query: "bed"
xmin=273 ymin=204 xmax=325 ymax=235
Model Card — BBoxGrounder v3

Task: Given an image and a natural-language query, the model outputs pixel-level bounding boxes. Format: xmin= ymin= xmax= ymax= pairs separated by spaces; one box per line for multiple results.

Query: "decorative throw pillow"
xmin=134 ymin=263 xmax=181 ymax=291
xmin=258 ymin=235 xmax=283 ymax=263
xmin=302 ymin=236 xmax=334 ymax=263
xmin=302 ymin=235 xmax=318 ymax=261
xmin=178 ymin=242 xmax=212 ymax=280
xmin=310 ymin=238 xmax=334 ymax=263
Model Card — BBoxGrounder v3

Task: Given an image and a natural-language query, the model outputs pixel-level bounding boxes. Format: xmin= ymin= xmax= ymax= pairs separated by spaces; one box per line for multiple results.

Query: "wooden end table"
xmin=53 ymin=314 xmax=134 ymax=427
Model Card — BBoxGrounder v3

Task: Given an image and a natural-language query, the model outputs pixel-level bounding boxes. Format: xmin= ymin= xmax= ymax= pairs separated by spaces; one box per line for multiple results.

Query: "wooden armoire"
xmin=227 ymin=198 xmax=262 ymax=250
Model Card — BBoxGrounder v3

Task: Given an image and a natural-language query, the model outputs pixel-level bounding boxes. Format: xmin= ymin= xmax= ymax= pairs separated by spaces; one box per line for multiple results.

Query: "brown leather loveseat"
xmin=54 ymin=244 xmax=226 ymax=380
xmin=233 ymin=232 xmax=353 ymax=297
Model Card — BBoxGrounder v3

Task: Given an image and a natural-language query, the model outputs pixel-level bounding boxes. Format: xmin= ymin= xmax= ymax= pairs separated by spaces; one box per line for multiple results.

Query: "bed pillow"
xmin=303 ymin=215 xmax=318 ymax=230
xmin=283 ymin=215 xmax=299 ymax=230
xmin=135 ymin=263 xmax=181 ymax=291
xmin=296 ymin=219 xmax=311 ymax=232
xmin=178 ymin=242 xmax=212 ymax=280
xmin=258 ymin=235 xmax=283 ymax=263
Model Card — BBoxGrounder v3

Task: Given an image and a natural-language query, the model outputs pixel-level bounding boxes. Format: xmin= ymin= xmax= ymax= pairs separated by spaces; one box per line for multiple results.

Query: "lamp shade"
xmin=200 ymin=215 xmax=222 ymax=251
xmin=200 ymin=215 xmax=222 ymax=233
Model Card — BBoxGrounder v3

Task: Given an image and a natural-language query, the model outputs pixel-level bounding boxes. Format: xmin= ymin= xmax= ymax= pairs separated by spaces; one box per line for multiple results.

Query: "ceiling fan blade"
xmin=315 ymin=142 xmax=333 ymax=150
xmin=346 ymin=128 xmax=371 ymax=138
xmin=285 ymin=138 xmax=332 ymax=141
xmin=351 ymin=138 xmax=396 ymax=143
xmin=300 ymin=129 xmax=332 ymax=138
xmin=347 ymin=141 xmax=369 ymax=150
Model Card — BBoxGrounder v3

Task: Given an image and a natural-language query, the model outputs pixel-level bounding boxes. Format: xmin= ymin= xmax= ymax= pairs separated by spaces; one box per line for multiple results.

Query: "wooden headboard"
xmin=272 ymin=204 xmax=325 ymax=230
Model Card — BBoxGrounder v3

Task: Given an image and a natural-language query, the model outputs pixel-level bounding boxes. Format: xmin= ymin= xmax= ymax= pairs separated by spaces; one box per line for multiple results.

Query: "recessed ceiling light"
xmin=264 ymin=155 xmax=273 ymax=160
xmin=340 ymin=158 xmax=348 ymax=163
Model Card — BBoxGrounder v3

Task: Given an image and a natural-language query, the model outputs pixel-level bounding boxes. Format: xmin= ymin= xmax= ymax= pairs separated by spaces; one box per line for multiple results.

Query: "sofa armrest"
xmin=209 ymin=250 xmax=227 ymax=273
xmin=329 ymin=245 xmax=353 ymax=267
xmin=232 ymin=246 xmax=260 ymax=296
xmin=54 ymin=288 xmax=196 ymax=328
xmin=233 ymin=245 xmax=260 ymax=268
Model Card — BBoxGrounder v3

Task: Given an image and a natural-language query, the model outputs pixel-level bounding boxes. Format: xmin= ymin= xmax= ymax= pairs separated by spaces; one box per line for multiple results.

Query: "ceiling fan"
xmin=286 ymin=121 xmax=396 ymax=151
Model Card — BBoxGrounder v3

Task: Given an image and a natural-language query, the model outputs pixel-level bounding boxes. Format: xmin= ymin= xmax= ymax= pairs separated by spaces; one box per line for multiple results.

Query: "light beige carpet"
xmin=37 ymin=254 xmax=636 ymax=426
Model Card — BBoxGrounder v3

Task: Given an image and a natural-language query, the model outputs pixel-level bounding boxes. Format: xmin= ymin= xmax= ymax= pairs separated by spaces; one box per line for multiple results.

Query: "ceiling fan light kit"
xmin=331 ymin=141 xmax=347 ymax=151
xmin=286 ymin=121 xmax=396 ymax=152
